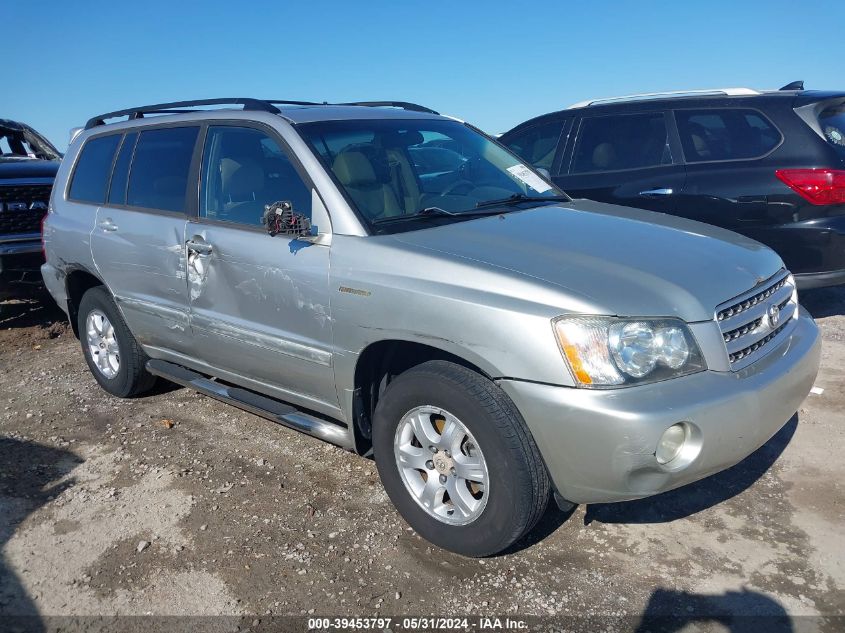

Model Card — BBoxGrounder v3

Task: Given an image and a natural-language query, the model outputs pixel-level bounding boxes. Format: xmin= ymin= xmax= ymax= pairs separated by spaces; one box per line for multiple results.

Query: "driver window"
xmin=200 ymin=126 xmax=312 ymax=227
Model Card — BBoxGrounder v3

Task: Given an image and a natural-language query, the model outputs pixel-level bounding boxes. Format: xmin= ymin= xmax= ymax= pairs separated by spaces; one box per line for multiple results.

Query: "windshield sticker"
xmin=507 ymin=164 xmax=553 ymax=192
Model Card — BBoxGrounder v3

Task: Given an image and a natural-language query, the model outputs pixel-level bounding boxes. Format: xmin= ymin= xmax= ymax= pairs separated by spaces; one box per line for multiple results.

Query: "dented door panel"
xmin=90 ymin=208 xmax=191 ymax=351
xmin=184 ymin=221 xmax=337 ymax=409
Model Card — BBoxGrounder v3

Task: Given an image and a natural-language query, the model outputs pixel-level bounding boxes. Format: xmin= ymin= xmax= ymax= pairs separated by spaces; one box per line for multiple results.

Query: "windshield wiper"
xmin=371 ymin=206 xmax=510 ymax=225
xmin=475 ymin=193 xmax=570 ymax=210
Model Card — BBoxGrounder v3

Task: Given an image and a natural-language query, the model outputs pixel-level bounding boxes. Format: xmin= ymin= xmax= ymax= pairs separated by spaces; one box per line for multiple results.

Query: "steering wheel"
xmin=438 ymin=178 xmax=475 ymax=197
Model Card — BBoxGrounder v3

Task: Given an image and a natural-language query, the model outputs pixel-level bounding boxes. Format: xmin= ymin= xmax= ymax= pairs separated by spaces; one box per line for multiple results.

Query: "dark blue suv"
xmin=501 ymin=84 xmax=845 ymax=288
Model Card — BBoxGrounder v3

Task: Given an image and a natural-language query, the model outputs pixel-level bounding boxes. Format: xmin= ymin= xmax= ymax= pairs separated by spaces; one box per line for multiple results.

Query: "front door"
xmin=185 ymin=124 xmax=336 ymax=411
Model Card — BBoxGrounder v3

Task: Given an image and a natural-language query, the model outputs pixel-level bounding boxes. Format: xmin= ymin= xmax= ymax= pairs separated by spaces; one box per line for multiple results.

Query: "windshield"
xmin=298 ymin=119 xmax=566 ymax=230
xmin=0 ymin=121 xmax=61 ymax=162
xmin=819 ymin=105 xmax=845 ymax=159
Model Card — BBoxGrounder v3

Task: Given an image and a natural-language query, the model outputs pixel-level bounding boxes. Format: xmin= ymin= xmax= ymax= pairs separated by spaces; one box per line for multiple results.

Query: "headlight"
xmin=553 ymin=316 xmax=706 ymax=388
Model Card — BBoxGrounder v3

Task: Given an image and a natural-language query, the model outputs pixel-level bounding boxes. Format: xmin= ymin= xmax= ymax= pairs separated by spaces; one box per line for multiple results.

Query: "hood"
xmin=392 ymin=200 xmax=785 ymax=322
xmin=0 ymin=159 xmax=60 ymax=181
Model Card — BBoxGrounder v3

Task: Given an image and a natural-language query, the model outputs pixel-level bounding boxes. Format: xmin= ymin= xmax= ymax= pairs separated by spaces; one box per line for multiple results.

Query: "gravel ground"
xmin=0 ymin=288 xmax=843 ymax=631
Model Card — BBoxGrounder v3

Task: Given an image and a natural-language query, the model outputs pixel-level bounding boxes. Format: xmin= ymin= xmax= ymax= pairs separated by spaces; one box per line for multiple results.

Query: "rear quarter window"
xmin=675 ymin=109 xmax=781 ymax=162
xmin=68 ymin=134 xmax=121 ymax=203
xmin=127 ymin=126 xmax=199 ymax=213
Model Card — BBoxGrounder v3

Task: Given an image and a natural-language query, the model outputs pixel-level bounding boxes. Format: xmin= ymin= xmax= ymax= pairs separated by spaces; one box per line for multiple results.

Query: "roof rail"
xmin=84 ymin=98 xmax=282 ymax=130
xmin=84 ymin=98 xmax=440 ymax=130
xmin=567 ymin=88 xmax=761 ymax=109
xmin=338 ymin=101 xmax=439 ymax=115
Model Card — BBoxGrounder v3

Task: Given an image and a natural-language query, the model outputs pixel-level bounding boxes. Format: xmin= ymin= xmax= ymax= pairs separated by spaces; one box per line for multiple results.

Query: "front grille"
xmin=715 ymin=270 xmax=797 ymax=370
xmin=728 ymin=321 xmax=790 ymax=364
xmin=0 ymin=184 xmax=52 ymax=236
xmin=716 ymin=276 xmax=788 ymax=322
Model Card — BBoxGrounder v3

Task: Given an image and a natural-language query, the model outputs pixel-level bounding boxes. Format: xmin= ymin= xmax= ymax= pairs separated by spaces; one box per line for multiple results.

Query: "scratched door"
xmin=184 ymin=124 xmax=336 ymax=410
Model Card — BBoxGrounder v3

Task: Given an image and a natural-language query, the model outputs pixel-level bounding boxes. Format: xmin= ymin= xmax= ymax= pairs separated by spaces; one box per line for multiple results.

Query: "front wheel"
xmin=373 ymin=360 xmax=550 ymax=556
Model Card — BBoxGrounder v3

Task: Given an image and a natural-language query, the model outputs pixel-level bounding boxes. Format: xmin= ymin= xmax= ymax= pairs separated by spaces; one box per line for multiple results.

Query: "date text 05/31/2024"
xmin=308 ymin=617 xmax=528 ymax=630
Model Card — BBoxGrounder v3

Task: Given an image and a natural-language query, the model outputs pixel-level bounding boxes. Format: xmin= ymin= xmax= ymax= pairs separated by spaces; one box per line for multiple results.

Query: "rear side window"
xmin=502 ymin=119 xmax=565 ymax=171
xmin=571 ymin=113 xmax=671 ymax=173
xmin=127 ymin=126 xmax=199 ymax=212
xmin=107 ymin=132 xmax=138 ymax=205
xmin=819 ymin=105 xmax=845 ymax=157
xmin=68 ymin=134 xmax=121 ymax=203
xmin=676 ymin=109 xmax=781 ymax=162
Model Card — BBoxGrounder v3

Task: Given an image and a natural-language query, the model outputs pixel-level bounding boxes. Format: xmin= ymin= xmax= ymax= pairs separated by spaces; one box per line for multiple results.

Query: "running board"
xmin=145 ymin=359 xmax=352 ymax=450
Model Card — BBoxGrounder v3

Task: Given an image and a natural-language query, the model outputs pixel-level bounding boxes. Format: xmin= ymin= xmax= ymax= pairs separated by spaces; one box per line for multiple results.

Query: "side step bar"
xmin=146 ymin=359 xmax=353 ymax=450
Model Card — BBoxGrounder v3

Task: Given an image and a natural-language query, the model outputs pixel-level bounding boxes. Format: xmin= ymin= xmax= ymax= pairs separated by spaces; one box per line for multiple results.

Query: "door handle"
xmin=639 ymin=188 xmax=674 ymax=197
xmin=98 ymin=218 xmax=118 ymax=232
xmin=186 ymin=240 xmax=213 ymax=255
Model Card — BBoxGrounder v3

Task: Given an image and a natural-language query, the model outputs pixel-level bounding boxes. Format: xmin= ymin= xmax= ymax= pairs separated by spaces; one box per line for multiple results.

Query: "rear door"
xmin=672 ymin=108 xmax=783 ymax=229
xmin=184 ymin=123 xmax=337 ymax=410
xmin=90 ymin=125 xmax=199 ymax=352
xmin=554 ymin=111 xmax=686 ymax=214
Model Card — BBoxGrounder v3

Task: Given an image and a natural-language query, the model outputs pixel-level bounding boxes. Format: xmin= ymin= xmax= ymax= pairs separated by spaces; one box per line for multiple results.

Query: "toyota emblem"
xmin=768 ymin=303 xmax=781 ymax=328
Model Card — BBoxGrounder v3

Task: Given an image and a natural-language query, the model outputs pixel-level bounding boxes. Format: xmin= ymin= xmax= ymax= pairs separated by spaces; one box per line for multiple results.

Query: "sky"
xmin=7 ymin=0 xmax=845 ymax=150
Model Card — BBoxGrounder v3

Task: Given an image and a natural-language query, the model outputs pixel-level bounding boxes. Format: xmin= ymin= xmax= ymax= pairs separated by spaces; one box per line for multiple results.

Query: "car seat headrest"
xmin=592 ymin=142 xmax=617 ymax=169
xmin=333 ymin=150 xmax=382 ymax=186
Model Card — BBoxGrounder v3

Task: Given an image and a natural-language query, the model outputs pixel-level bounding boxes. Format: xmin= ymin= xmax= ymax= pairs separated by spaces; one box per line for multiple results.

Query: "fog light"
xmin=656 ymin=423 xmax=687 ymax=465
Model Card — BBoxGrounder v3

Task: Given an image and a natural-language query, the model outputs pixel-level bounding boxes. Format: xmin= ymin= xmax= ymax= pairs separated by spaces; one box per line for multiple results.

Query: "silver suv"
xmin=42 ymin=98 xmax=821 ymax=556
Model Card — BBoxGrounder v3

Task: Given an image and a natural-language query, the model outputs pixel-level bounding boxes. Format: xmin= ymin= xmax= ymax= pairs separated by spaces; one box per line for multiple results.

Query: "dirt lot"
xmin=0 ymin=288 xmax=843 ymax=631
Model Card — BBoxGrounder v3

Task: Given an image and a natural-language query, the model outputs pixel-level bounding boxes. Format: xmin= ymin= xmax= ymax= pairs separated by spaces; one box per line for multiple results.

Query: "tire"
xmin=77 ymin=286 xmax=156 ymax=398
xmin=373 ymin=360 xmax=550 ymax=557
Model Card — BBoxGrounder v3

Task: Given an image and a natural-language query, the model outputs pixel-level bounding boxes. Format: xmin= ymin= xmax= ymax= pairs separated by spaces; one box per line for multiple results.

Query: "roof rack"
xmin=84 ymin=98 xmax=285 ymax=129
xmin=338 ymin=101 xmax=439 ymax=115
xmin=567 ymin=88 xmax=761 ymax=109
xmin=85 ymin=98 xmax=439 ymax=129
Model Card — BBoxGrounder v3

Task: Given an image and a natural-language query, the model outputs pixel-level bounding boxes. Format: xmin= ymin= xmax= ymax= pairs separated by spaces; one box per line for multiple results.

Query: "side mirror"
xmin=261 ymin=201 xmax=314 ymax=239
xmin=536 ymin=167 xmax=552 ymax=180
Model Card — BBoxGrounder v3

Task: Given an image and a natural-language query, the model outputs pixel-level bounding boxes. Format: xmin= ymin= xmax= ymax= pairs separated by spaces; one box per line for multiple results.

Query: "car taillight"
xmin=775 ymin=168 xmax=845 ymax=205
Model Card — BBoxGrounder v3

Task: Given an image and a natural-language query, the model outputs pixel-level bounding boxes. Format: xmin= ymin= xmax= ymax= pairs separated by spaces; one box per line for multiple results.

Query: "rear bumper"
xmin=756 ymin=214 xmax=845 ymax=287
xmin=794 ymin=268 xmax=845 ymax=289
xmin=499 ymin=310 xmax=821 ymax=504
xmin=40 ymin=261 xmax=69 ymax=315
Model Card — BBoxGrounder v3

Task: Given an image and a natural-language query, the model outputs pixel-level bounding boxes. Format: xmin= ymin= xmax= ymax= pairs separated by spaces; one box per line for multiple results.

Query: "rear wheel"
xmin=78 ymin=286 xmax=156 ymax=398
xmin=373 ymin=360 xmax=550 ymax=556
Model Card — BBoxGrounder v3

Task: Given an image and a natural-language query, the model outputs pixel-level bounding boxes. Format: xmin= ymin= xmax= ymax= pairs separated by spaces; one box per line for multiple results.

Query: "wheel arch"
xmin=350 ymin=338 xmax=500 ymax=455
xmin=65 ymin=267 xmax=107 ymax=338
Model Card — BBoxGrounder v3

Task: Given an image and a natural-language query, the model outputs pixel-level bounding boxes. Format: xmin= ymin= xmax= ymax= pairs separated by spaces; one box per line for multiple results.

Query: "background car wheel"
xmin=373 ymin=360 xmax=550 ymax=557
xmin=77 ymin=286 xmax=156 ymax=398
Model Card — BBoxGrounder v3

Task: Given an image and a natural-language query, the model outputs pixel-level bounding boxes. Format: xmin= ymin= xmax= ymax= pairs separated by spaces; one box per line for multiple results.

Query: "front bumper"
xmin=0 ymin=236 xmax=44 ymax=298
xmin=499 ymin=310 xmax=821 ymax=504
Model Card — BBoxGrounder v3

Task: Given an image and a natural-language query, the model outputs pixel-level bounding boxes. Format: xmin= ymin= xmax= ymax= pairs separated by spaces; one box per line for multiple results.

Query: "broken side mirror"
xmin=261 ymin=201 xmax=315 ymax=240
